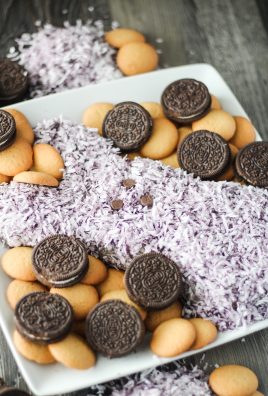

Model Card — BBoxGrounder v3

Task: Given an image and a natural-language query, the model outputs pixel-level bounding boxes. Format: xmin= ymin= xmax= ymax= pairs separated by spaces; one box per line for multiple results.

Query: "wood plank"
xmin=109 ymin=0 xmax=268 ymax=139
xmin=256 ymin=0 xmax=268 ymax=34
xmin=0 ymin=327 xmax=30 ymax=392
xmin=107 ymin=0 xmax=188 ymax=68
xmin=187 ymin=329 xmax=268 ymax=392
xmin=0 ymin=0 xmax=110 ymax=58
xmin=0 ymin=0 xmax=267 ymax=394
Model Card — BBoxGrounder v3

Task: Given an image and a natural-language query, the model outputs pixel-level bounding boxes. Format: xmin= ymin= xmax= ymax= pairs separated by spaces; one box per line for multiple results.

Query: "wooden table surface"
xmin=0 ymin=0 xmax=268 ymax=394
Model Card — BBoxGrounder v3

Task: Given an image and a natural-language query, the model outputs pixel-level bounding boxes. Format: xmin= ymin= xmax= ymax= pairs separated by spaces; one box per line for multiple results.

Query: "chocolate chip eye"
xmin=111 ymin=199 xmax=124 ymax=210
xmin=139 ymin=193 xmax=153 ymax=208
xmin=122 ymin=178 xmax=136 ymax=189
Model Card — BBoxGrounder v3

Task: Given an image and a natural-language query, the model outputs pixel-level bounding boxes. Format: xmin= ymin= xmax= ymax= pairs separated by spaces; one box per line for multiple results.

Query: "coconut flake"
xmin=7 ymin=21 xmax=122 ymax=98
xmin=0 ymin=118 xmax=267 ymax=331
xmin=89 ymin=362 xmax=212 ymax=395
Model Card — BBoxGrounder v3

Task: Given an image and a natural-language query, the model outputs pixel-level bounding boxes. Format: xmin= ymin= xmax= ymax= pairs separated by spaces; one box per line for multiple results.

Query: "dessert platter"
xmin=0 ymin=63 xmax=267 ymax=396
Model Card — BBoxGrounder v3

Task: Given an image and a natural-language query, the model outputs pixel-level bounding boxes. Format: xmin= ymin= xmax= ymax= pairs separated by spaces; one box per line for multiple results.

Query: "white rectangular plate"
xmin=0 ymin=64 xmax=265 ymax=396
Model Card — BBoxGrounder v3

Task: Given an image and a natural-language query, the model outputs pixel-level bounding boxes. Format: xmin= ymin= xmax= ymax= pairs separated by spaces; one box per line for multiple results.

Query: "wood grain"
xmin=109 ymin=0 xmax=268 ymax=138
xmin=0 ymin=0 xmax=268 ymax=394
xmin=0 ymin=0 xmax=111 ymax=58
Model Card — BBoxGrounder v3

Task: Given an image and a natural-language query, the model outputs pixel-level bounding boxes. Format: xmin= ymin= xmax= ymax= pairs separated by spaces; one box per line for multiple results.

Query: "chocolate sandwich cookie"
xmin=32 ymin=235 xmax=88 ymax=288
xmin=102 ymin=101 xmax=153 ymax=152
xmin=0 ymin=59 xmax=28 ymax=105
xmin=15 ymin=292 xmax=73 ymax=344
xmin=161 ymin=78 xmax=211 ymax=124
xmin=235 ymin=142 xmax=268 ymax=188
xmin=125 ymin=253 xmax=183 ymax=310
xmin=85 ymin=300 xmax=145 ymax=358
xmin=178 ymin=130 xmax=231 ymax=180
xmin=0 ymin=110 xmax=16 ymax=151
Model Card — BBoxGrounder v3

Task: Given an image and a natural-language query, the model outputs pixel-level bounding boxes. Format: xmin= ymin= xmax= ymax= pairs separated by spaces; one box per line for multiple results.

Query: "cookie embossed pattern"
xmin=235 ymin=142 xmax=268 ymax=187
xmin=0 ymin=110 xmax=17 ymax=150
xmin=86 ymin=300 xmax=145 ymax=358
xmin=161 ymin=79 xmax=211 ymax=123
xmin=178 ymin=130 xmax=231 ymax=180
xmin=125 ymin=253 xmax=182 ymax=310
xmin=15 ymin=292 xmax=73 ymax=344
xmin=32 ymin=235 xmax=88 ymax=287
xmin=103 ymin=101 xmax=153 ymax=151
xmin=0 ymin=64 xmax=267 ymax=396
xmin=0 ymin=59 xmax=28 ymax=105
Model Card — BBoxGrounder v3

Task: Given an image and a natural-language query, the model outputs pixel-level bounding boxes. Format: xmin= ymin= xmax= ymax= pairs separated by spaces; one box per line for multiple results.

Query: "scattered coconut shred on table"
xmin=7 ymin=20 xmax=122 ymax=98
xmin=91 ymin=362 xmax=212 ymax=395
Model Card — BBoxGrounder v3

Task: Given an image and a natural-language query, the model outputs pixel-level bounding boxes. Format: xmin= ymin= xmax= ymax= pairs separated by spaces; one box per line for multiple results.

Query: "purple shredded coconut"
xmin=0 ymin=118 xmax=268 ymax=331
xmin=7 ymin=21 xmax=122 ymax=98
xmin=90 ymin=363 xmax=212 ymax=396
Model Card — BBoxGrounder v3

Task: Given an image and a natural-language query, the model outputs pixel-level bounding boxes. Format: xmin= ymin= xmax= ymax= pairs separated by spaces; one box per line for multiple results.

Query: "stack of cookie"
xmin=3 ymin=235 xmax=103 ymax=369
xmin=82 ymin=78 xmax=260 ymax=186
xmin=1 ymin=238 xmax=266 ymax=393
xmin=105 ymin=28 xmax=159 ymax=76
xmin=0 ymin=108 xmax=64 ymax=187
xmin=2 ymin=237 xmax=219 ymax=368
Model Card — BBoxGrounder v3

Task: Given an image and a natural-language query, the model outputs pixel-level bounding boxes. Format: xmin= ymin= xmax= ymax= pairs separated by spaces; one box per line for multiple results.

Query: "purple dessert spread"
xmin=0 ymin=118 xmax=267 ymax=331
